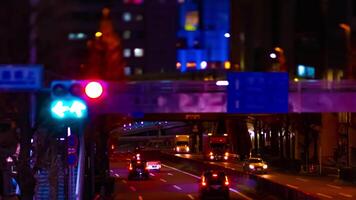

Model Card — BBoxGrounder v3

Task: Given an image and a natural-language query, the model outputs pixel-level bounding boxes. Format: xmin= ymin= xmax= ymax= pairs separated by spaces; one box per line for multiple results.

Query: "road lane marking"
xmin=168 ymin=173 xmax=174 ymax=176
xmin=149 ymin=173 xmax=155 ymax=176
xmin=187 ymin=194 xmax=194 ymax=199
xmin=122 ymin=180 xmax=127 ymax=184
xmin=317 ymin=193 xmax=332 ymax=199
xmin=160 ymin=178 xmax=167 ymax=183
xmin=173 ymin=185 xmax=182 ymax=190
xmin=138 ymin=195 xmax=143 ymax=200
xmin=129 ymin=186 xmax=136 ymax=192
xmin=162 ymin=164 xmax=200 ymax=179
xmin=326 ymin=184 xmax=342 ymax=189
xmin=296 ymin=178 xmax=308 ymax=182
xmin=229 ymin=188 xmax=253 ymax=200
xmin=339 ymin=193 xmax=353 ymax=198
xmin=114 ymin=174 xmax=120 ymax=177
xmin=162 ymin=164 xmax=252 ymax=200
xmin=286 ymin=184 xmax=299 ymax=189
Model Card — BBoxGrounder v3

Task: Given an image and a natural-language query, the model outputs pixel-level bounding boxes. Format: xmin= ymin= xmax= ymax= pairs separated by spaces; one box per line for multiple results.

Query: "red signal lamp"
xmin=85 ymin=81 xmax=103 ymax=99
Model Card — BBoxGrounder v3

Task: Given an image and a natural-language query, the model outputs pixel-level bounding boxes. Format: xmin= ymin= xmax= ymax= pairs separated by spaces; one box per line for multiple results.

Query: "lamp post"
xmin=339 ymin=23 xmax=352 ymax=79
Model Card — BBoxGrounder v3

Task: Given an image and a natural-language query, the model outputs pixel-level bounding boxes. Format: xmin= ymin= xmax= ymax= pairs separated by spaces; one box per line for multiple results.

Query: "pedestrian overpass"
xmin=90 ymin=80 xmax=356 ymax=118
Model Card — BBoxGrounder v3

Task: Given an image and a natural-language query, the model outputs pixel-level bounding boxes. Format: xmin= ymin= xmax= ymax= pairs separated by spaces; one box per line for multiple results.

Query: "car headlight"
xmin=249 ymin=164 xmax=254 ymax=169
xmin=263 ymin=164 xmax=268 ymax=169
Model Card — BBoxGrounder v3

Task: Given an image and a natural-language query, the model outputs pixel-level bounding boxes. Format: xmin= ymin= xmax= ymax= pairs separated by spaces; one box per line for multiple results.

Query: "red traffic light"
xmin=85 ymin=81 xmax=103 ymax=99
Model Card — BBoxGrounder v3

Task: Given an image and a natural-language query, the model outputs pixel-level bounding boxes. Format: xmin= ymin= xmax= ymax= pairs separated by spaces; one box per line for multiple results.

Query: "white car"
xmin=146 ymin=161 xmax=161 ymax=171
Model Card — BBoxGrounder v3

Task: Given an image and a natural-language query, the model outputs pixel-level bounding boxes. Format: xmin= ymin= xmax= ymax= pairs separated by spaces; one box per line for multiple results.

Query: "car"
xmin=146 ymin=161 xmax=161 ymax=171
xmin=242 ymin=157 xmax=268 ymax=174
xmin=199 ymin=170 xmax=230 ymax=200
xmin=128 ymin=159 xmax=149 ymax=180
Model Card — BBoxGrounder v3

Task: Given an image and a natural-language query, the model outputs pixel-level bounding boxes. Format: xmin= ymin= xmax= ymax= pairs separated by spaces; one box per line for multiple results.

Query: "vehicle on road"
xmin=128 ymin=159 xmax=149 ymax=180
xmin=242 ymin=157 xmax=268 ymax=174
xmin=204 ymin=135 xmax=230 ymax=161
xmin=174 ymin=135 xmax=190 ymax=153
xmin=146 ymin=160 xmax=161 ymax=171
xmin=199 ymin=170 xmax=230 ymax=200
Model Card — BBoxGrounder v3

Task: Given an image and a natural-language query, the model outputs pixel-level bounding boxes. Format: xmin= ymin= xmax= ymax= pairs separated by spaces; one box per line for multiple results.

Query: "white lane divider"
xmin=339 ymin=193 xmax=353 ymax=198
xmin=149 ymin=173 xmax=155 ymax=176
xmin=168 ymin=173 xmax=174 ymax=176
xmin=286 ymin=184 xmax=299 ymax=189
xmin=160 ymin=178 xmax=167 ymax=183
xmin=296 ymin=178 xmax=308 ymax=182
xmin=173 ymin=185 xmax=182 ymax=190
xmin=162 ymin=164 xmax=252 ymax=200
xmin=326 ymin=184 xmax=342 ymax=189
xmin=229 ymin=188 xmax=253 ymax=200
xmin=122 ymin=180 xmax=127 ymax=184
xmin=162 ymin=164 xmax=200 ymax=179
xmin=130 ymin=186 xmax=137 ymax=192
xmin=317 ymin=193 xmax=332 ymax=199
xmin=187 ymin=194 xmax=195 ymax=199
xmin=138 ymin=195 xmax=143 ymax=200
xmin=114 ymin=174 xmax=120 ymax=177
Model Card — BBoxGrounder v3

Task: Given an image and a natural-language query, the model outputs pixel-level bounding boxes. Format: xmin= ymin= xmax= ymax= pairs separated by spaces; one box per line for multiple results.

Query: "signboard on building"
xmin=227 ymin=72 xmax=289 ymax=114
xmin=0 ymin=65 xmax=43 ymax=90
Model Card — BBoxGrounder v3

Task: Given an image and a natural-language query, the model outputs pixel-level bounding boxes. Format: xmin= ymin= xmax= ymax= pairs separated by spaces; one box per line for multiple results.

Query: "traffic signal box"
xmin=50 ymin=80 xmax=106 ymax=119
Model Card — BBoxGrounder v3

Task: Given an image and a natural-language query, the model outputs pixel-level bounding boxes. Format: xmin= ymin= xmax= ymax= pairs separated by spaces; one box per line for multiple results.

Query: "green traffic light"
xmin=50 ymin=99 xmax=87 ymax=119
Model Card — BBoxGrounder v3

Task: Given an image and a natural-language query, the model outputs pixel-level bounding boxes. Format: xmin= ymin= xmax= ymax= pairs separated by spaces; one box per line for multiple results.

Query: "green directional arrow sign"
xmin=50 ymin=99 xmax=87 ymax=119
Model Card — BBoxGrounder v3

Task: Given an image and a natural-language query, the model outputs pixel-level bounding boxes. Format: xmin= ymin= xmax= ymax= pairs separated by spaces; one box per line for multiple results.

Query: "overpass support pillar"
xmin=320 ymin=113 xmax=339 ymax=166
xmin=226 ymin=117 xmax=251 ymax=160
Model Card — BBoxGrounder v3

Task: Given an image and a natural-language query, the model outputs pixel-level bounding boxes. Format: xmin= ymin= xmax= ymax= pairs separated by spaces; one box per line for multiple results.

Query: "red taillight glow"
xmin=129 ymin=164 xmax=133 ymax=170
xmin=202 ymin=176 xmax=206 ymax=186
xmin=213 ymin=173 xmax=218 ymax=177
xmin=224 ymin=176 xmax=229 ymax=186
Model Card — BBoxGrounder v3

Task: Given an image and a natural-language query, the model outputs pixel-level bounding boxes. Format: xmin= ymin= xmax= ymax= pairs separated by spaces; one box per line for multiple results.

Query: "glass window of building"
xmin=123 ymin=48 xmax=131 ymax=57
xmin=124 ymin=66 xmax=131 ymax=76
xmin=134 ymin=48 xmax=144 ymax=57
xmin=136 ymin=14 xmax=143 ymax=21
xmin=185 ymin=11 xmax=199 ymax=31
xmin=123 ymin=30 xmax=131 ymax=39
xmin=123 ymin=12 xmax=132 ymax=22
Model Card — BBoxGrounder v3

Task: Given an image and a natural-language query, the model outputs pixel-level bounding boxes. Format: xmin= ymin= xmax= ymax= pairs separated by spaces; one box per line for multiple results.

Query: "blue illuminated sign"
xmin=227 ymin=72 xmax=289 ymax=114
xmin=297 ymin=64 xmax=315 ymax=78
xmin=0 ymin=65 xmax=43 ymax=90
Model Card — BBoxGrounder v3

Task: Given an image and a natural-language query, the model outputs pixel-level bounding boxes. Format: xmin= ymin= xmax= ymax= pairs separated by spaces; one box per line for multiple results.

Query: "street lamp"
xmin=339 ymin=23 xmax=352 ymax=79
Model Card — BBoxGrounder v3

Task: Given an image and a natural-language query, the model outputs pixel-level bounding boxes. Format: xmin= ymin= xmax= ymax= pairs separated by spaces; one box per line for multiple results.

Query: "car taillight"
xmin=209 ymin=152 xmax=213 ymax=156
xmin=202 ymin=176 xmax=206 ymax=186
xmin=129 ymin=163 xmax=133 ymax=171
xmin=224 ymin=176 xmax=229 ymax=186
xmin=212 ymin=173 xmax=218 ymax=177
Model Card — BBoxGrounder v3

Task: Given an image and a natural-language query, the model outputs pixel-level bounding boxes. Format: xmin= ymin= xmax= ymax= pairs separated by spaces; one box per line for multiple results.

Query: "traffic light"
xmin=50 ymin=80 xmax=106 ymax=119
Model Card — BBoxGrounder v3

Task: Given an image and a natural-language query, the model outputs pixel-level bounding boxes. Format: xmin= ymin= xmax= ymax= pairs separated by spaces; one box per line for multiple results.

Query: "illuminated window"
xmin=185 ymin=11 xmax=199 ymax=31
xmin=68 ymin=32 xmax=87 ymax=40
xmin=123 ymin=30 xmax=131 ymax=39
xmin=134 ymin=48 xmax=144 ymax=57
xmin=124 ymin=66 xmax=131 ymax=76
xmin=136 ymin=14 xmax=143 ymax=21
xmin=123 ymin=49 xmax=131 ymax=57
xmin=123 ymin=12 xmax=132 ymax=22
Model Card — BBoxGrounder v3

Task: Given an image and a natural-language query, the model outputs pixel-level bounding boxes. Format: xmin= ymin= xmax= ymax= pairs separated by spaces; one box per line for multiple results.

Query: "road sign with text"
xmin=227 ymin=72 xmax=289 ymax=114
xmin=0 ymin=65 xmax=43 ymax=90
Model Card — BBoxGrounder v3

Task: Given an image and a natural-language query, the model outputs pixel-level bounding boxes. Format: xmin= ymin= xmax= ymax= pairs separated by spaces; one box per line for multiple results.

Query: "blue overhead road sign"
xmin=227 ymin=72 xmax=289 ymax=114
xmin=0 ymin=65 xmax=43 ymax=90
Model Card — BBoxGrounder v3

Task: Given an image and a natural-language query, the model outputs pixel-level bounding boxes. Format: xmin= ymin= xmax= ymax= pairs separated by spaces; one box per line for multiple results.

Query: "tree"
xmin=85 ymin=8 xmax=125 ymax=81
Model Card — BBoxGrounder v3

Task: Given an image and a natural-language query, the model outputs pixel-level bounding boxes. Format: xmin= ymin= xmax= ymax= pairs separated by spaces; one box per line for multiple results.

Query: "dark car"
xmin=199 ymin=170 xmax=230 ymax=200
xmin=242 ymin=157 xmax=268 ymax=174
xmin=128 ymin=159 xmax=149 ymax=180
